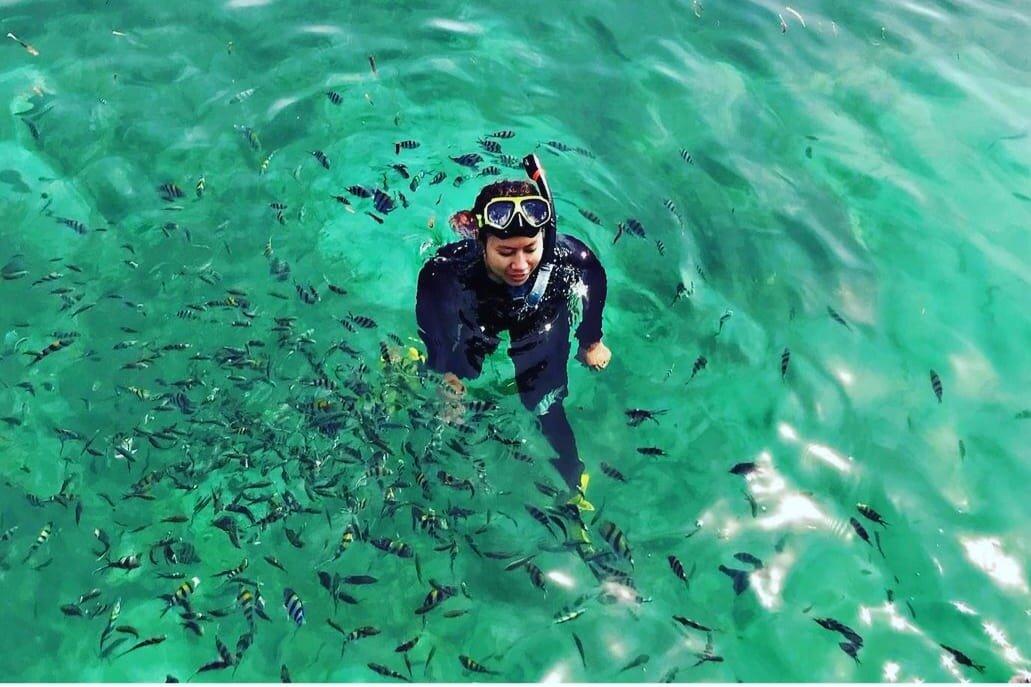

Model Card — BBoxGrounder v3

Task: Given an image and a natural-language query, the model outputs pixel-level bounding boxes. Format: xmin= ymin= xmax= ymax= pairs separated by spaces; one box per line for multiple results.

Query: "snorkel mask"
xmin=479 ymin=195 xmax=551 ymax=238
xmin=465 ymin=154 xmax=557 ymax=258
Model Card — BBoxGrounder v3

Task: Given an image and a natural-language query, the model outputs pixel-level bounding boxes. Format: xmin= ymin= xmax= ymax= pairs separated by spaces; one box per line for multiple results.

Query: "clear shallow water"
xmin=1 ymin=0 xmax=1029 ymax=682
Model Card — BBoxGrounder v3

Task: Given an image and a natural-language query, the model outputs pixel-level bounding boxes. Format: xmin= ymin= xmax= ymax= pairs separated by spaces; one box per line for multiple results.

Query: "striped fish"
xmin=597 ymin=520 xmax=633 ymax=566
xmin=283 ymin=588 xmax=305 ymax=626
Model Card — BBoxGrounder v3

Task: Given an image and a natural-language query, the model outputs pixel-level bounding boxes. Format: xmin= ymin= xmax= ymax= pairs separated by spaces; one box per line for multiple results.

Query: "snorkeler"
xmin=415 ymin=154 xmax=611 ymax=502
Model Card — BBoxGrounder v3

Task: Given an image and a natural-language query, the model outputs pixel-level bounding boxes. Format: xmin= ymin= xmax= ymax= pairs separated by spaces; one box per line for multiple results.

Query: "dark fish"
xmin=655 ymin=239 xmax=665 ymax=256
xmin=326 ymin=90 xmax=342 ymax=104
xmin=284 ymin=527 xmax=304 ymax=548
xmin=452 ymin=175 xmax=465 ymax=187
xmin=368 ymin=663 xmax=410 ymax=681
xmin=415 ymin=580 xmax=456 ymax=615
xmin=636 ymin=447 xmax=667 ymax=457
xmin=600 ymin=462 xmax=627 ymax=482
xmin=280 ymin=664 xmax=292 ymax=682
xmin=394 ymin=636 xmax=420 ymax=653
xmin=839 ymin=641 xmax=861 ymax=664
xmin=211 ymin=516 xmax=241 ymax=548
xmin=450 ymin=153 xmax=482 ymax=168
xmin=813 ymin=617 xmax=864 ymax=647
xmin=342 ymin=575 xmax=377 ymax=585
xmin=687 ymin=355 xmax=707 ymax=383
xmin=489 ymin=130 xmax=515 ymax=139
xmin=347 ymin=185 xmax=372 ymax=198
xmin=58 ymin=218 xmax=88 ymax=235
xmin=572 ymin=632 xmax=587 ymax=668
xmin=394 ymin=140 xmax=419 ymax=154
xmin=546 ymin=140 xmax=573 ymax=152
xmin=371 ymin=537 xmax=412 ymax=558
xmin=458 ymin=655 xmax=498 ymax=675
xmin=667 ymin=555 xmax=693 ymax=583
xmin=368 ymin=55 xmax=377 ymax=74
xmin=578 ymin=208 xmax=602 ymax=225
xmin=939 ymin=644 xmax=985 ymax=672
xmin=61 ymin=603 xmax=84 ymax=617
xmin=929 ymin=369 xmax=943 ymax=403
xmin=316 ymin=571 xmax=334 ymax=593
xmin=478 ymin=165 xmax=500 ymax=177
xmin=95 ymin=553 xmax=142 ymax=573
xmin=119 ymin=635 xmax=166 ymax=657
xmin=478 ymin=138 xmax=502 ymax=154
xmin=625 ymin=408 xmax=667 ymax=427
xmin=342 ymin=625 xmax=380 ymax=643
xmin=373 ymin=189 xmax=396 ymax=214
xmin=613 ymin=219 xmax=646 ymax=244
xmin=524 ymin=562 xmax=546 ymax=592
xmin=673 ymin=615 xmax=713 ymax=632
xmin=390 ymin=163 xmax=410 ymax=178
xmin=597 ymin=520 xmax=633 ymax=565
xmin=348 ymin=313 xmax=377 ymax=329
xmin=26 ymin=339 xmax=74 ymax=366
xmin=718 ymin=564 xmax=749 ymax=595
xmin=618 ymin=654 xmax=649 ymax=673
xmin=423 ymin=645 xmax=437 ymax=678
xmin=228 ymin=87 xmax=255 ymax=104
xmin=680 ymin=149 xmax=693 ymax=163
xmin=553 ymin=604 xmax=585 ymax=624
xmin=780 ymin=347 xmax=791 ymax=379
xmin=159 ymin=183 xmax=184 ymax=200
xmin=196 ymin=659 xmax=232 ymax=674
xmin=849 ymin=517 xmax=872 ymax=546
xmin=733 ymin=552 xmax=763 ymax=570
xmin=827 ymin=306 xmax=851 ymax=330
xmin=729 ymin=462 xmax=756 ymax=476
xmin=429 ymin=171 xmax=446 ymax=185
xmin=671 ymin=282 xmax=691 ymax=305
xmin=366 ymin=211 xmax=384 ymax=224
xmin=716 ymin=310 xmax=733 ymax=335
xmin=312 ymin=150 xmax=330 ymax=169
xmin=692 ymin=653 xmax=724 ymax=667
xmin=856 ymin=503 xmax=889 ymax=528
xmin=283 ymin=588 xmax=305 ymax=626
xmin=214 ymin=558 xmax=248 ymax=579
xmin=525 ymin=505 xmax=557 ymax=538
xmin=874 ymin=531 xmax=886 ymax=559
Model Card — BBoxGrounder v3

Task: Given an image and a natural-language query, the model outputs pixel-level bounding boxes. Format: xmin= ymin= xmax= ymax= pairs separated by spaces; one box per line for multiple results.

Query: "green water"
xmin=2 ymin=0 xmax=1029 ymax=682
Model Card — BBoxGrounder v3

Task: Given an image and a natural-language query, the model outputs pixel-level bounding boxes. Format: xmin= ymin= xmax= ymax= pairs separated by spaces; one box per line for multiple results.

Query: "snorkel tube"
xmin=522 ymin=153 xmax=557 ymax=264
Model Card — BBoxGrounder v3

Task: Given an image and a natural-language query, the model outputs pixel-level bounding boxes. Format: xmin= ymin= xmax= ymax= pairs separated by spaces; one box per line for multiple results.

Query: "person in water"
xmin=415 ymin=154 xmax=611 ymax=504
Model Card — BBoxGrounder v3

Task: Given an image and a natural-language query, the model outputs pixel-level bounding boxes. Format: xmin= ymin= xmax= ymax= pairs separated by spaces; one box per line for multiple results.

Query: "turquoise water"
xmin=2 ymin=0 xmax=1030 ymax=682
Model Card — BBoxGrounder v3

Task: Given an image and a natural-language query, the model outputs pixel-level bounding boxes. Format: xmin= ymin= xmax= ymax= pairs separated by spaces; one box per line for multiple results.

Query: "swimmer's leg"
xmin=509 ymin=323 xmax=583 ymax=490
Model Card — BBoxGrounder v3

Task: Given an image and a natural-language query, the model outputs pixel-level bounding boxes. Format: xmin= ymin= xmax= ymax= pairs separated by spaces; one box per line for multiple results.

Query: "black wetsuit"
xmin=416 ymin=233 xmax=608 ymax=489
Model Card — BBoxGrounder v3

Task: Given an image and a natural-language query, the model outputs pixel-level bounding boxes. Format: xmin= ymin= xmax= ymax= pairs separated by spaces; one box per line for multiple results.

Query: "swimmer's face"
xmin=483 ymin=232 xmax=543 ymax=286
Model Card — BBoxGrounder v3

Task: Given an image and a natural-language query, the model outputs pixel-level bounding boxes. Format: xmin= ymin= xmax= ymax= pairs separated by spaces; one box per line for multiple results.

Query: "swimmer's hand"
xmin=441 ymin=372 xmax=466 ymax=398
xmin=438 ymin=372 xmax=466 ymax=424
xmin=578 ymin=340 xmax=611 ymax=371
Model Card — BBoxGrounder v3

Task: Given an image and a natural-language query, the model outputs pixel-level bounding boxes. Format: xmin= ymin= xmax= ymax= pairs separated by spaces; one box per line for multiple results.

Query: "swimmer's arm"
xmin=415 ymin=261 xmax=459 ymax=374
xmin=573 ymin=247 xmax=608 ymax=350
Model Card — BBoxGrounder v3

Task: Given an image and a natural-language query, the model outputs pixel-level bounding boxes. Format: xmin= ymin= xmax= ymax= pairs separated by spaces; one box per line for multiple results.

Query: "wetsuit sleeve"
xmin=415 ymin=258 xmax=460 ymax=374
xmin=573 ymin=244 xmax=608 ymax=348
